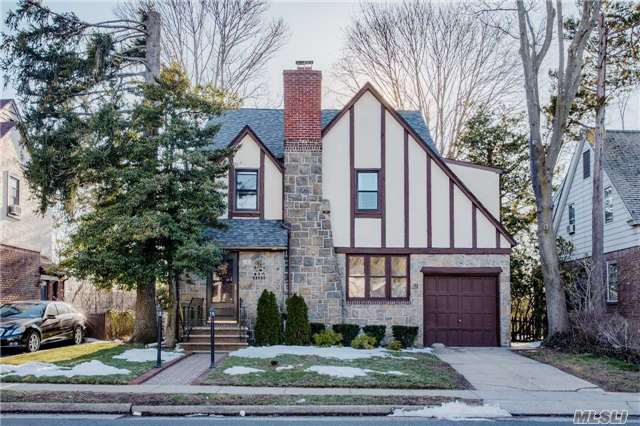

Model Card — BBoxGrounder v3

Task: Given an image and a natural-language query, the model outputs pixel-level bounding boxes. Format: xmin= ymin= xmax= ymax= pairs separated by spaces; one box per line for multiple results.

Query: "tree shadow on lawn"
xmin=206 ymin=352 xmax=471 ymax=389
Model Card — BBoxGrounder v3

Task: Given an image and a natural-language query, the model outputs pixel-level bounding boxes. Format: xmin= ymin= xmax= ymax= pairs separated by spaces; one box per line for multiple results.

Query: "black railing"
xmin=180 ymin=297 xmax=205 ymax=342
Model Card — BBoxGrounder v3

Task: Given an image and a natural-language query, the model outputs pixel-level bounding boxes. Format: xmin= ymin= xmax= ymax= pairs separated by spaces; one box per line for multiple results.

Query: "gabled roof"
xmin=602 ymin=130 xmax=640 ymax=223
xmin=208 ymin=107 xmax=436 ymax=159
xmin=204 ymin=219 xmax=288 ymax=249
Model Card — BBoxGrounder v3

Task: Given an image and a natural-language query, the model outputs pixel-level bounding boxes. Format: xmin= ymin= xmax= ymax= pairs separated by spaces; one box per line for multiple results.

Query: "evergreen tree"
xmin=284 ymin=294 xmax=310 ymax=345
xmin=254 ymin=290 xmax=281 ymax=346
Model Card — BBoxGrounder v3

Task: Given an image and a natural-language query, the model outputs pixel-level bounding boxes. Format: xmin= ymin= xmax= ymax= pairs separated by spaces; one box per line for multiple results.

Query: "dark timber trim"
xmin=259 ymin=151 xmax=265 ymax=220
xmin=449 ymin=179 xmax=455 ymax=248
xmin=404 ymin=129 xmax=409 ymax=248
xmin=335 ymin=247 xmax=511 ymax=255
xmin=472 ymin=205 xmax=478 ymax=249
xmin=421 ymin=267 xmax=503 ymax=276
xmin=381 ymin=104 xmax=386 ymax=248
xmin=349 ymin=106 xmax=355 ymax=248
xmin=427 ymin=157 xmax=432 ymax=248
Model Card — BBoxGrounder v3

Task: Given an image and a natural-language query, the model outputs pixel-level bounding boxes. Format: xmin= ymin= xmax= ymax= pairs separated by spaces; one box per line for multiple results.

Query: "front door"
xmin=211 ymin=252 xmax=238 ymax=320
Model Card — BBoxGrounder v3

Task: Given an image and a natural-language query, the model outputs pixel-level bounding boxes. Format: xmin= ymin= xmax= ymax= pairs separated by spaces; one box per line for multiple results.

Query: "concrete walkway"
xmin=435 ymin=347 xmax=599 ymax=391
xmin=144 ymin=353 xmax=223 ymax=385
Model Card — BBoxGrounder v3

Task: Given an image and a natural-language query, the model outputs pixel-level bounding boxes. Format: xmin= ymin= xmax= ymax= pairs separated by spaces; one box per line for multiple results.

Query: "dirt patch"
xmin=519 ymin=348 xmax=639 ymax=393
xmin=0 ymin=390 xmax=478 ymax=407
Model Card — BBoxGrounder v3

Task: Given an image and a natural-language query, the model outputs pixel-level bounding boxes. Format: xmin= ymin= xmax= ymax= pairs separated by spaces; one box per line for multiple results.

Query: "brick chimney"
xmin=283 ymin=60 xmax=322 ymax=147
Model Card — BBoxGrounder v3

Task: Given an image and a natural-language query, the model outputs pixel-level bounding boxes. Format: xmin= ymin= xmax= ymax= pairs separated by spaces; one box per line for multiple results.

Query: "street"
xmin=3 ymin=414 xmax=634 ymax=426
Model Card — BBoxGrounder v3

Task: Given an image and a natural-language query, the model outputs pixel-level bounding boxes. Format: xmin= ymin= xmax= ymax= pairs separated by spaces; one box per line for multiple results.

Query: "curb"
xmin=134 ymin=404 xmax=406 ymax=416
xmin=0 ymin=402 xmax=132 ymax=414
xmin=129 ymin=352 xmax=193 ymax=385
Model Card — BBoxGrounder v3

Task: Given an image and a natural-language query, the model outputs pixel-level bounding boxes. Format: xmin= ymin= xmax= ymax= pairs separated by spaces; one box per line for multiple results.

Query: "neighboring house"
xmin=554 ymin=130 xmax=640 ymax=326
xmin=179 ymin=62 xmax=515 ymax=347
xmin=0 ymin=99 xmax=64 ymax=303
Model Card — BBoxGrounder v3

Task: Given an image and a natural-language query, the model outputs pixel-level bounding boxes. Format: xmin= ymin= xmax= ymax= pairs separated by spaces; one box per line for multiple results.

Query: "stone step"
xmin=188 ymin=327 xmax=248 ymax=336
xmin=186 ymin=335 xmax=247 ymax=344
xmin=179 ymin=341 xmax=248 ymax=353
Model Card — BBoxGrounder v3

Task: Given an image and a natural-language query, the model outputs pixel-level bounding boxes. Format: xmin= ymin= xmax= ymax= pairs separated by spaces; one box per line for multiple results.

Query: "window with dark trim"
xmin=606 ymin=262 xmax=619 ymax=303
xmin=604 ymin=186 xmax=614 ymax=223
xmin=567 ymin=203 xmax=575 ymax=234
xmin=235 ymin=169 xmax=258 ymax=211
xmin=9 ymin=176 xmax=19 ymax=206
xmin=583 ymin=150 xmax=590 ymax=179
xmin=356 ymin=170 xmax=380 ymax=211
xmin=347 ymin=255 xmax=409 ymax=301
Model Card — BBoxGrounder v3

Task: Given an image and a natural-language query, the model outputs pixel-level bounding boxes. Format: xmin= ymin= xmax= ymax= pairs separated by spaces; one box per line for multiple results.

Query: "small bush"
xmin=392 ymin=325 xmax=419 ymax=348
xmin=106 ymin=310 xmax=134 ymax=340
xmin=332 ymin=324 xmax=360 ymax=346
xmin=313 ymin=330 xmax=342 ymax=347
xmin=310 ymin=322 xmax=326 ymax=337
xmin=351 ymin=334 xmax=377 ymax=349
xmin=284 ymin=294 xmax=311 ymax=345
xmin=387 ymin=339 xmax=403 ymax=351
xmin=254 ymin=290 xmax=281 ymax=346
xmin=363 ymin=325 xmax=386 ymax=346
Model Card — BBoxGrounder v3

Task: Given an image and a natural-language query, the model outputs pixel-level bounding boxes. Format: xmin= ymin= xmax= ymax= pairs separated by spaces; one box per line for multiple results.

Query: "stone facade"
xmin=0 ymin=244 xmax=41 ymax=303
xmin=336 ymin=253 xmax=511 ymax=347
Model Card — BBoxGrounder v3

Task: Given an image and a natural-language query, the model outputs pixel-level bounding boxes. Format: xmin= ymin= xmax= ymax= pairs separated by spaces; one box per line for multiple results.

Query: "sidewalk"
xmin=1 ymin=382 xmax=638 ymax=416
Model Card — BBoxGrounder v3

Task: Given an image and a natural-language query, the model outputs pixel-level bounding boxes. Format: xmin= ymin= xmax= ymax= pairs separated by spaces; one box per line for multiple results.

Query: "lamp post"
xmin=156 ymin=303 xmax=162 ymax=369
xmin=209 ymin=307 xmax=215 ymax=368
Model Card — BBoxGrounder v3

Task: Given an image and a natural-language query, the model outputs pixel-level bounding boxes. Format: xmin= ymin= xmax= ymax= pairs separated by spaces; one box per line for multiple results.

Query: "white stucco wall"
xmin=322 ymin=113 xmax=350 ymax=247
xmin=385 ymin=111 xmax=405 ymax=247
xmin=408 ymin=139 xmax=428 ymax=247
xmin=447 ymin=162 xmax=500 ymax=219
xmin=354 ymin=91 xmax=381 ymax=169
xmin=354 ymin=217 xmax=381 ymax=247
xmin=430 ymin=160 xmax=450 ymax=248
xmin=454 ymin=185 xmax=473 ymax=248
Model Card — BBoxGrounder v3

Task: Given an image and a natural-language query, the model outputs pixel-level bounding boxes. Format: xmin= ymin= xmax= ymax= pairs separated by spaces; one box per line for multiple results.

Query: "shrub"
xmin=351 ymin=334 xmax=377 ymax=349
xmin=332 ymin=324 xmax=360 ymax=346
xmin=310 ymin=322 xmax=326 ymax=337
xmin=313 ymin=330 xmax=342 ymax=347
xmin=387 ymin=339 xmax=403 ymax=351
xmin=254 ymin=290 xmax=281 ymax=346
xmin=392 ymin=325 xmax=419 ymax=348
xmin=363 ymin=325 xmax=386 ymax=346
xmin=284 ymin=294 xmax=311 ymax=345
xmin=106 ymin=310 xmax=134 ymax=340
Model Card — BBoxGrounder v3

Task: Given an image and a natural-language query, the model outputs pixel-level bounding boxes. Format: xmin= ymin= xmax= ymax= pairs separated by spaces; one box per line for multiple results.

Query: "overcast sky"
xmin=1 ymin=0 xmax=638 ymax=130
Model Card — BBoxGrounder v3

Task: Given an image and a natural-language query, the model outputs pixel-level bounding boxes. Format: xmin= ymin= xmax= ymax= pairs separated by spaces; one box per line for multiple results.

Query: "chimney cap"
xmin=295 ymin=60 xmax=314 ymax=69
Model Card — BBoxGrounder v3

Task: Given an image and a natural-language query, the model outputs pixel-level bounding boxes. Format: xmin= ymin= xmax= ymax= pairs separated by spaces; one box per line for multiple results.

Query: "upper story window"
xmin=604 ymin=186 xmax=614 ymax=223
xmin=9 ymin=176 xmax=20 ymax=206
xmin=606 ymin=262 xmax=619 ymax=303
xmin=235 ymin=169 xmax=258 ymax=211
xmin=582 ymin=150 xmax=590 ymax=179
xmin=567 ymin=203 xmax=575 ymax=234
xmin=347 ymin=255 xmax=409 ymax=301
xmin=356 ymin=170 xmax=379 ymax=211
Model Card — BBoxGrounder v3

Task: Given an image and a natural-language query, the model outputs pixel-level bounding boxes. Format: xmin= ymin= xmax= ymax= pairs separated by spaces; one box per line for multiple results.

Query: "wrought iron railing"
xmin=180 ymin=297 xmax=205 ymax=342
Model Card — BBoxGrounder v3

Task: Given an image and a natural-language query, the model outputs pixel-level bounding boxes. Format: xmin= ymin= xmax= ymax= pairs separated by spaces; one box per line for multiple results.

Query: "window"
xmin=604 ymin=186 xmax=614 ymax=223
xmin=583 ymin=150 xmax=590 ymax=179
xmin=235 ymin=170 xmax=258 ymax=211
xmin=606 ymin=262 xmax=619 ymax=303
xmin=567 ymin=203 xmax=575 ymax=234
xmin=347 ymin=255 xmax=409 ymax=301
xmin=8 ymin=176 xmax=19 ymax=206
xmin=356 ymin=170 xmax=379 ymax=211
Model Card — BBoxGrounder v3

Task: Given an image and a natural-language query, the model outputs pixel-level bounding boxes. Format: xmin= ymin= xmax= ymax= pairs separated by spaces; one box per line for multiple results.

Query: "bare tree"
xmin=118 ymin=0 xmax=287 ymax=100
xmin=515 ymin=0 xmax=600 ymax=335
xmin=333 ymin=1 xmax=521 ymax=157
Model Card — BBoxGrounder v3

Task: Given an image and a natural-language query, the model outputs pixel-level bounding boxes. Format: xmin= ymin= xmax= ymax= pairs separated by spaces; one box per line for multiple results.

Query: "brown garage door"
xmin=423 ymin=269 xmax=499 ymax=347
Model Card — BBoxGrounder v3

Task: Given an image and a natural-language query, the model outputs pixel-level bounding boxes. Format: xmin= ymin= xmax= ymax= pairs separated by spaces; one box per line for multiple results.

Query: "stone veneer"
xmin=284 ymin=148 xmax=343 ymax=324
xmin=336 ymin=253 xmax=511 ymax=347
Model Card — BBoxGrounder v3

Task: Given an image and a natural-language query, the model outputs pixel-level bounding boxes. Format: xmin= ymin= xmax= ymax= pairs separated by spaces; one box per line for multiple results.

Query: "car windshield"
xmin=0 ymin=303 xmax=46 ymax=319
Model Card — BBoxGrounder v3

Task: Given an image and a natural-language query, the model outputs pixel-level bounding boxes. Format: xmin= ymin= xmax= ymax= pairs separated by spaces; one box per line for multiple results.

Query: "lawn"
xmin=0 ymin=342 xmax=172 ymax=384
xmin=205 ymin=347 xmax=470 ymax=389
xmin=518 ymin=348 xmax=640 ymax=393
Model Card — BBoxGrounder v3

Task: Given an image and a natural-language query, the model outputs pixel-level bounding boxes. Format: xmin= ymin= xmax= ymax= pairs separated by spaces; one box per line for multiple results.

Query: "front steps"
xmin=179 ymin=321 xmax=249 ymax=353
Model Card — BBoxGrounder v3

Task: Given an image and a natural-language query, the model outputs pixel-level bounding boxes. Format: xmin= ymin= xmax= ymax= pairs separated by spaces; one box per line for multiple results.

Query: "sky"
xmin=1 ymin=0 xmax=638 ymax=130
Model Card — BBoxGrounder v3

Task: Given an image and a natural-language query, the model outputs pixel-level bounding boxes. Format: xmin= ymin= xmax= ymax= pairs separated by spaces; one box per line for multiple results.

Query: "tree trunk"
xmin=591 ymin=11 xmax=608 ymax=313
xmin=529 ymin=141 xmax=570 ymax=335
xmin=165 ymin=271 xmax=178 ymax=348
xmin=132 ymin=279 xmax=157 ymax=343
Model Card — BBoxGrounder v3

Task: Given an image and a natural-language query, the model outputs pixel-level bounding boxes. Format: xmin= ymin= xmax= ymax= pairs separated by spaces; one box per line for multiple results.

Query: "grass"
xmin=518 ymin=348 xmax=640 ymax=393
xmin=0 ymin=343 xmax=164 ymax=384
xmin=0 ymin=342 xmax=119 ymax=365
xmin=0 ymin=390 xmax=479 ymax=407
xmin=205 ymin=352 xmax=470 ymax=389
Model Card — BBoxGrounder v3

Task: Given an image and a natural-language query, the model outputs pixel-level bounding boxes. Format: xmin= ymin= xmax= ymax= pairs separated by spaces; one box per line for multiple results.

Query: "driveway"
xmin=434 ymin=347 xmax=600 ymax=392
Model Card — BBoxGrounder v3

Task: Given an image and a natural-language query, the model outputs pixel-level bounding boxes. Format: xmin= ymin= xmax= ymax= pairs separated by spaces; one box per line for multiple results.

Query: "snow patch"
xmin=230 ymin=345 xmax=394 ymax=360
xmin=402 ymin=347 xmax=433 ymax=354
xmin=0 ymin=360 xmax=130 ymax=377
xmin=390 ymin=401 xmax=511 ymax=419
xmin=511 ymin=341 xmax=542 ymax=349
xmin=275 ymin=364 xmax=296 ymax=371
xmin=223 ymin=366 xmax=265 ymax=375
xmin=113 ymin=348 xmax=182 ymax=363
xmin=304 ymin=365 xmax=407 ymax=378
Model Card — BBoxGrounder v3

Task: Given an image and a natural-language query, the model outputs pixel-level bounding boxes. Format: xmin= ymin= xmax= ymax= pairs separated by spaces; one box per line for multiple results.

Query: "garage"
xmin=422 ymin=267 xmax=500 ymax=347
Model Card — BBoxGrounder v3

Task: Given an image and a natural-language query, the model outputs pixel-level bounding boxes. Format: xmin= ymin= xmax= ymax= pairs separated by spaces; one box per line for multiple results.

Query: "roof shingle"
xmin=204 ymin=219 xmax=288 ymax=249
xmin=603 ymin=130 xmax=640 ymax=222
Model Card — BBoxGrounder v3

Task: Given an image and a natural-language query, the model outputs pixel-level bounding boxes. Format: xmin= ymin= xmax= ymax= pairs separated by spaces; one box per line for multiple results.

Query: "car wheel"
xmin=25 ymin=331 xmax=41 ymax=353
xmin=73 ymin=326 xmax=84 ymax=345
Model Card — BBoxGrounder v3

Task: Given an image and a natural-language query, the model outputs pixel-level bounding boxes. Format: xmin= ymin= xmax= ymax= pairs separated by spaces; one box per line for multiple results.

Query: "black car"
xmin=0 ymin=301 xmax=87 ymax=353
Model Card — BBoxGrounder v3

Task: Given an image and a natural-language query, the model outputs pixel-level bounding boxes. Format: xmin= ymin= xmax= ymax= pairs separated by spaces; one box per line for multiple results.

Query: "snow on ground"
xmin=223 ymin=366 xmax=265 ymax=375
xmin=113 ymin=348 xmax=183 ymax=363
xmin=390 ymin=401 xmax=511 ymax=419
xmin=0 ymin=360 xmax=130 ymax=378
xmin=401 ymin=347 xmax=433 ymax=354
xmin=511 ymin=341 xmax=542 ymax=349
xmin=229 ymin=345 xmax=412 ymax=360
xmin=275 ymin=364 xmax=297 ymax=371
xmin=304 ymin=365 xmax=407 ymax=378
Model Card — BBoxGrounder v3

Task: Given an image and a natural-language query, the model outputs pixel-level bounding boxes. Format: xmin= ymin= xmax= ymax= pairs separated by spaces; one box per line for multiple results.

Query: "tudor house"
xmin=179 ymin=62 xmax=515 ymax=349
xmin=554 ymin=130 xmax=640 ymax=326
